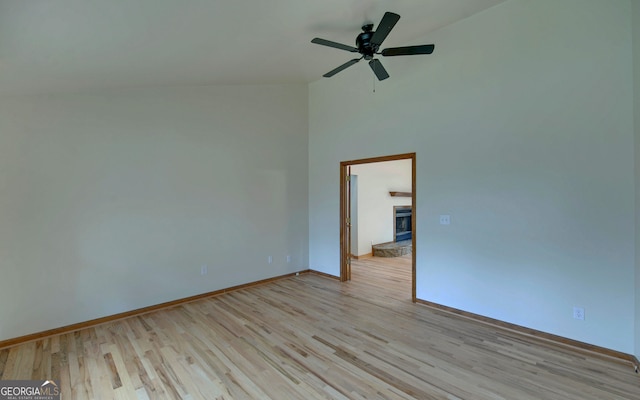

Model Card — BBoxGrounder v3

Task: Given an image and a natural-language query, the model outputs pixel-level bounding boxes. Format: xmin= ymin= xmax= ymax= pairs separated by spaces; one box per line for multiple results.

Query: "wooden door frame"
xmin=340 ymin=152 xmax=417 ymax=301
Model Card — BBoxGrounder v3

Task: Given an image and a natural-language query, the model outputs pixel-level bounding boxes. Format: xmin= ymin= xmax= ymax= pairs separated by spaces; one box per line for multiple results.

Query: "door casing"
xmin=339 ymin=152 xmax=416 ymax=301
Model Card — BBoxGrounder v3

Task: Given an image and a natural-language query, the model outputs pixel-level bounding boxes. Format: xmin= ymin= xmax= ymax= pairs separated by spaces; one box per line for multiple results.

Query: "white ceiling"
xmin=0 ymin=0 xmax=506 ymax=95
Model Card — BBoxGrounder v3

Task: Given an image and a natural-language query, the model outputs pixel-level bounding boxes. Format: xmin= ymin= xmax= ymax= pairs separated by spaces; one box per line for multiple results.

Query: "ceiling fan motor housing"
xmin=356 ymin=26 xmax=377 ymax=59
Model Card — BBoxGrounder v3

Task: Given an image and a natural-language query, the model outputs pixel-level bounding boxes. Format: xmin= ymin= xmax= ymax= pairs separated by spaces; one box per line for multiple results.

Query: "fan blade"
xmin=323 ymin=58 xmax=362 ymax=77
xmin=382 ymin=44 xmax=435 ymax=57
xmin=370 ymin=12 xmax=400 ymax=46
xmin=369 ymin=59 xmax=389 ymax=81
xmin=311 ymin=38 xmax=359 ymax=53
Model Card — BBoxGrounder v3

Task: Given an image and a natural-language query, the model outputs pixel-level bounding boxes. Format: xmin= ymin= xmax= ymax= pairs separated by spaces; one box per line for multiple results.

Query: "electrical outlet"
xmin=573 ymin=307 xmax=585 ymax=320
xmin=200 ymin=265 xmax=208 ymax=275
xmin=267 ymin=256 xmax=273 ymax=264
xmin=439 ymin=215 xmax=451 ymax=225
xmin=286 ymin=255 xmax=291 ymax=263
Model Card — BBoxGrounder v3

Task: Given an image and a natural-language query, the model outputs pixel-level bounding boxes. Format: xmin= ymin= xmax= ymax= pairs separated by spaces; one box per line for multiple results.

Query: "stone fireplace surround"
xmin=372 ymin=206 xmax=412 ymax=257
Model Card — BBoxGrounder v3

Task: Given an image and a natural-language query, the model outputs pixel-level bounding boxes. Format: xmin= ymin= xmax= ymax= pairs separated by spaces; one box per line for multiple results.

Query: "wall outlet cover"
xmin=573 ymin=307 xmax=585 ymax=320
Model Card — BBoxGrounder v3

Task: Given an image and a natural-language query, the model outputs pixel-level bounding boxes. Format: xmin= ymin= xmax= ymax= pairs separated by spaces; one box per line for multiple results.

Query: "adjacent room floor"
xmin=1 ymin=257 xmax=638 ymax=399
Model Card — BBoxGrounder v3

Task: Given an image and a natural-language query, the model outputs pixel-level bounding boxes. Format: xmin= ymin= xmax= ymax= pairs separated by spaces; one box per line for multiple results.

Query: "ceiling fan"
xmin=311 ymin=12 xmax=435 ymax=81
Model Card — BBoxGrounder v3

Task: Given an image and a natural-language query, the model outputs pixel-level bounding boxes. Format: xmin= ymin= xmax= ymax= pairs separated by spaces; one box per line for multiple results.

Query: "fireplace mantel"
xmin=389 ymin=191 xmax=411 ymax=197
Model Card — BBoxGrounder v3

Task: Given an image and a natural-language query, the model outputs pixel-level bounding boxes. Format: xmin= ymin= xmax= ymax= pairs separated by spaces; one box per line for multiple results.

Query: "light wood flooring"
xmin=1 ymin=255 xmax=639 ymax=399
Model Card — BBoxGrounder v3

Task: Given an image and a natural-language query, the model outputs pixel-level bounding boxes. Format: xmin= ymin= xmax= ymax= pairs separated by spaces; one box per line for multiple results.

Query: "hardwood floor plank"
xmin=0 ymin=255 xmax=638 ymax=399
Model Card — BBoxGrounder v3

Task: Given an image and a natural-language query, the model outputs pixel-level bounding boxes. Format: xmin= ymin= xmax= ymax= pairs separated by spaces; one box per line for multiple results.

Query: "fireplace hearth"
xmin=372 ymin=206 xmax=413 ymax=257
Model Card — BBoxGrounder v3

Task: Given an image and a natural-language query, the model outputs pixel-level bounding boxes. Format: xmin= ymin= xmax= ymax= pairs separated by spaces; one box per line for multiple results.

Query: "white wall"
xmin=351 ymin=160 xmax=412 ymax=255
xmin=0 ymin=84 xmax=309 ymax=341
xmin=309 ymin=0 xmax=635 ymax=353
xmin=633 ymin=0 xmax=640 ymax=360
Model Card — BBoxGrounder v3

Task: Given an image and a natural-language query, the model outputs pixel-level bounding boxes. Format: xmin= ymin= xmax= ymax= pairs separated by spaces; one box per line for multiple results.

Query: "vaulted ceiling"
xmin=0 ymin=0 xmax=506 ymax=94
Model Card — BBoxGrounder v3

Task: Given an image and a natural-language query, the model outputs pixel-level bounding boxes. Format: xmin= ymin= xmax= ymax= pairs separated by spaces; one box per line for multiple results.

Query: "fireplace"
xmin=394 ymin=206 xmax=412 ymax=242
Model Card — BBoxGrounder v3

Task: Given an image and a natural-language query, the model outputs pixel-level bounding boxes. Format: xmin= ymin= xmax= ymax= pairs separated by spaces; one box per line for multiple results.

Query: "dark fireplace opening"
xmin=394 ymin=206 xmax=412 ymax=242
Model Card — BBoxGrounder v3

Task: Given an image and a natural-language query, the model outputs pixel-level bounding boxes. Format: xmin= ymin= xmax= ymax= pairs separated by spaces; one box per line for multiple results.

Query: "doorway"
xmin=340 ymin=153 xmax=416 ymax=301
